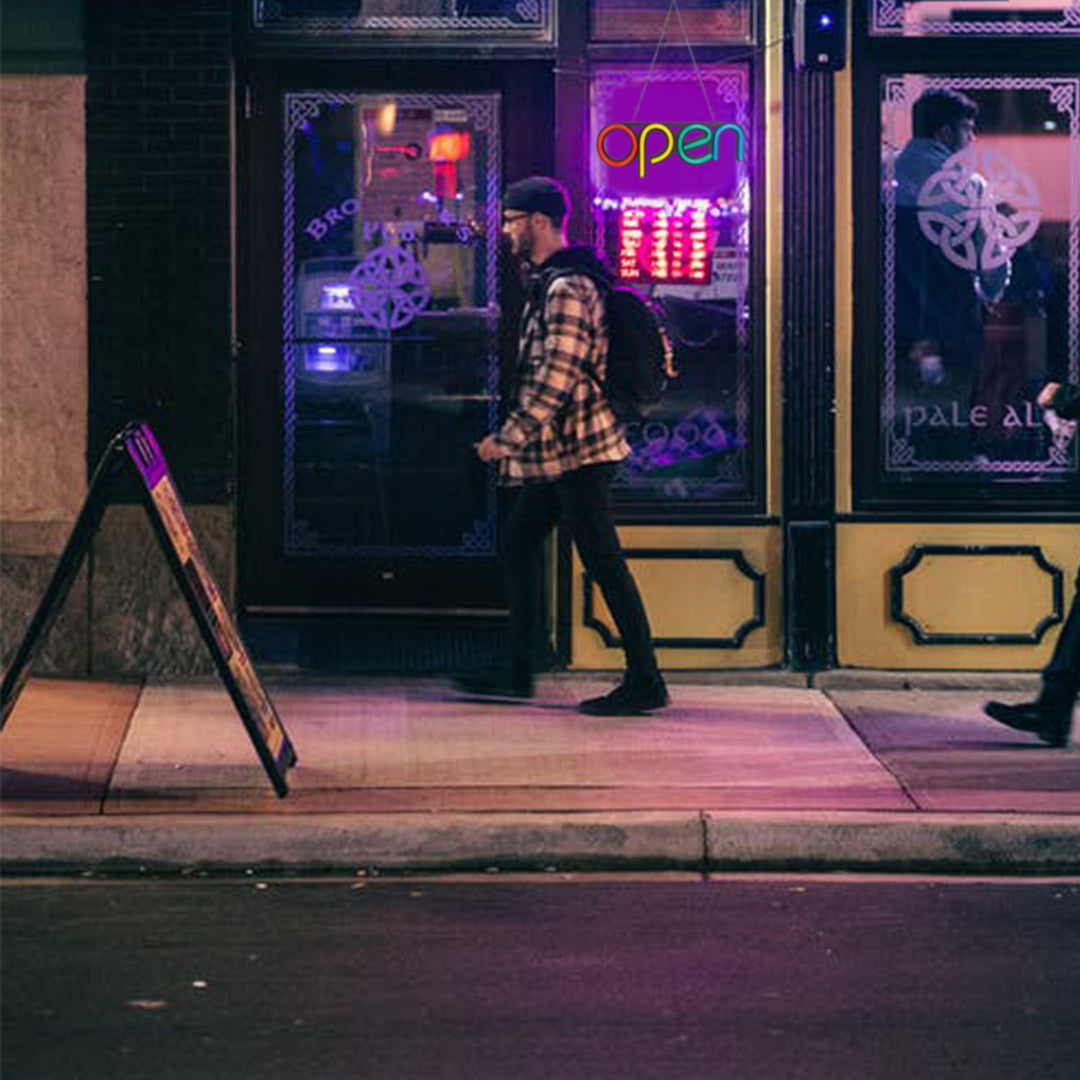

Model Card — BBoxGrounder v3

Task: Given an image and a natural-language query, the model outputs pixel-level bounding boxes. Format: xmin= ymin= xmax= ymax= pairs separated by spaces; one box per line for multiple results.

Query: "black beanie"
xmin=503 ymin=176 xmax=570 ymax=221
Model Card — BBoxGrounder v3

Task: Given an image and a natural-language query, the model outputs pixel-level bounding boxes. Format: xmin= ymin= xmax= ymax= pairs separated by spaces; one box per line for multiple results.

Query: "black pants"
xmin=1043 ymin=564 xmax=1080 ymax=704
xmin=505 ymin=463 xmax=659 ymax=685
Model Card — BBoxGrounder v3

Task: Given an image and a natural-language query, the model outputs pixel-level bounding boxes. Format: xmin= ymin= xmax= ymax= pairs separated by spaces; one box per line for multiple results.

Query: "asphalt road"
xmin=2 ymin=874 xmax=1078 ymax=1080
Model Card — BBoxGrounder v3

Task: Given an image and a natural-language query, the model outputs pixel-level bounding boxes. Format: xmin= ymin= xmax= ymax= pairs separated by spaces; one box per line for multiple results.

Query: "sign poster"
xmin=616 ymin=200 xmax=714 ymax=284
xmin=123 ymin=423 xmax=297 ymax=796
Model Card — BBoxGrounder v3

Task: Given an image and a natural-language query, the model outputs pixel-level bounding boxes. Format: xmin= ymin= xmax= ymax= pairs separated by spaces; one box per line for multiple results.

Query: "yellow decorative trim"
xmin=570 ymin=525 xmax=783 ymax=669
xmin=837 ymin=523 xmax=1080 ymax=669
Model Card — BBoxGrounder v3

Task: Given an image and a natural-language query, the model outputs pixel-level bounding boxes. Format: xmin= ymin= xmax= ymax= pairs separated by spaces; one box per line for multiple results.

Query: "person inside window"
xmin=891 ymin=88 xmax=1010 ymax=458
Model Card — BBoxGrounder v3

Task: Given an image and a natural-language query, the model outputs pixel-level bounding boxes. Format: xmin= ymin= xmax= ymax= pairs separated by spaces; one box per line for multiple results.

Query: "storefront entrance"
xmin=236 ymin=31 xmax=779 ymax=672
xmin=236 ymin=5 xmax=1078 ymax=675
xmin=239 ymin=62 xmax=552 ymax=617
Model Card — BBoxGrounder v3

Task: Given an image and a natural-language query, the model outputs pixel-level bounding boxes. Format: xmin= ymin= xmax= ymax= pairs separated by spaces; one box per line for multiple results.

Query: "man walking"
xmin=455 ymin=176 xmax=667 ymax=715
xmin=984 ymin=380 xmax=1079 ymax=747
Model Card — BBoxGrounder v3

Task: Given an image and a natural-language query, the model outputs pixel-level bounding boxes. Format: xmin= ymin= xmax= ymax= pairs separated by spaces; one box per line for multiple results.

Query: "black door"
xmin=238 ymin=61 xmax=553 ymax=614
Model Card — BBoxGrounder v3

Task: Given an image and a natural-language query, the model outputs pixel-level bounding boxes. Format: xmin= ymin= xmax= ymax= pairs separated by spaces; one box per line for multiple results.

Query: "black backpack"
xmin=539 ymin=268 xmax=677 ymax=419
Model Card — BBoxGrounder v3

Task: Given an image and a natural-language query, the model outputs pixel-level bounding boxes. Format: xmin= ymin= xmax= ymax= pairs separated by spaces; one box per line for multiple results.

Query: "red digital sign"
xmin=616 ymin=200 xmax=713 ymax=284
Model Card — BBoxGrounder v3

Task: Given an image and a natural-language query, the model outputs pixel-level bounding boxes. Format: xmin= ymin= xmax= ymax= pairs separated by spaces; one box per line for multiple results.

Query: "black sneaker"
xmin=983 ymin=699 xmax=1072 ymax=748
xmin=453 ymin=669 xmax=534 ymax=700
xmin=578 ymin=678 xmax=669 ymax=716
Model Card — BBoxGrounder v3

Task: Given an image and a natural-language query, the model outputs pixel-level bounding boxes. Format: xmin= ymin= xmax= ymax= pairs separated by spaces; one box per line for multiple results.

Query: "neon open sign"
xmin=596 ymin=121 xmax=747 ymax=179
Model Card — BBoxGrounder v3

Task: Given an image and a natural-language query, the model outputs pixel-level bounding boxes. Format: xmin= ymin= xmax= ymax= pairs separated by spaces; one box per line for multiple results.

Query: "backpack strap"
xmin=529 ymin=266 xmax=606 ymax=320
xmin=528 ymin=266 xmax=610 ymax=393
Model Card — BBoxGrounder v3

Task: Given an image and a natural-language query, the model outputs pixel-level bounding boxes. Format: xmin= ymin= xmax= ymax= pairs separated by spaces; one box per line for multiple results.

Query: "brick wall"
xmin=85 ymin=0 xmax=232 ymax=501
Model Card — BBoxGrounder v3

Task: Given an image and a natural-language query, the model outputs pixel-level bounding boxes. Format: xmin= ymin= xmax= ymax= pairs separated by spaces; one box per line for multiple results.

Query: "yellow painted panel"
xmin=570 ymin=525 xmax=783 ymax=670
xmin=837 ymin=523 xmax=1080 ymax=669
xmin=900 ymin=553 xmax=1056 ymax=638
xmin=587 ymin=554 xmax=758 ymax=641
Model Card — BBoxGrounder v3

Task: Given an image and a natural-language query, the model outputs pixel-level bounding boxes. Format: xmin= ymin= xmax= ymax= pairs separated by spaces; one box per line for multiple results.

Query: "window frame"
xmin=589 ymin=0 xmax=756 ymax=45
xmin=851 ymin=3 xmax=1080 ymax=513
xmin=868 ymin=0 xmax=1080 ymax=39
xmin=248 ymin=0 xmax=555 ymax=45
xmin=566 ymin=49 xmax=767 ymax=521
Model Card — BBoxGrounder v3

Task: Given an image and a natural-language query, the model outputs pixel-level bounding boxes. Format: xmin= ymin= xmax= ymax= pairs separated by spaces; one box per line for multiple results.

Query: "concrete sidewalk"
xmin=2 ymin=674 xmax=1078 ymax=874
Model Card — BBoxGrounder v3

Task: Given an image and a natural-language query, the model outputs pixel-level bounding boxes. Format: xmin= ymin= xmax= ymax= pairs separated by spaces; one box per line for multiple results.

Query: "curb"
xmin=705 ymin=812 xmax=1080 ymax=874
xmin=0 ymin=813 xmax=705 ymax=875
xmin=3 ymin=811 xmax=1080 ymax=876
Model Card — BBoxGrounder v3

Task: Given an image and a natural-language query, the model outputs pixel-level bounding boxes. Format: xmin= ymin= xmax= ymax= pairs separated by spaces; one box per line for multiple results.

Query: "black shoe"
xmin=453 ymin=669 xmax=534 ymax=700
xmin=578 ymin=678 xmax=669 ymax=716
xmin=983 ymin=699 xmax=1072 ymax=748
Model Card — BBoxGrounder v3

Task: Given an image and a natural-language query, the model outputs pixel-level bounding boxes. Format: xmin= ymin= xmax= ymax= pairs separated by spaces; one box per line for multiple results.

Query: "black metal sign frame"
xmin=1 ymin=421 xmax=297 ymax=797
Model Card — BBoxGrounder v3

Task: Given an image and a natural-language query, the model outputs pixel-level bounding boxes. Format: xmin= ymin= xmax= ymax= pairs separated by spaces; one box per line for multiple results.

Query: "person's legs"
xmin=453 ymin=481 xmax=558 ymax=698
xmin=557 ymin=464 xmax=666 ymax=714
xmin=1040 ymin=563 xmax=1080 ymax=708
xmin=984 ymin=563 xmax=1078 ymax=747
xmin=504 ymin=481 xmax=560 ymax=686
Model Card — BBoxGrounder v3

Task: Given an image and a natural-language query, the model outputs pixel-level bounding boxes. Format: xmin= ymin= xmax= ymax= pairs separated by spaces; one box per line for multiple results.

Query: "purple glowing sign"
xmin=591 ymin=65 xmax=749 ymax=198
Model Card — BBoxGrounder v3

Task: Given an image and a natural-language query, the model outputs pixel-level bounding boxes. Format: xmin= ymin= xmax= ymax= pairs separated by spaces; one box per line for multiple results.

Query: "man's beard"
xmin=515 ymin=224 xmax=535 ymax=262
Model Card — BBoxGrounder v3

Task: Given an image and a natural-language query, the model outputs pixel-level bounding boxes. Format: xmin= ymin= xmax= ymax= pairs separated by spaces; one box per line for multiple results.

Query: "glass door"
xmin=241 ymin=84 xmax=507 ymax=612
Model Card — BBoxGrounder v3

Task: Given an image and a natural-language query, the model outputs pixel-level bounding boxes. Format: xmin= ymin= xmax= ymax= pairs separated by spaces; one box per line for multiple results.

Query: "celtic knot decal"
xmin=916 ymin=147 xmax=1041 ymax=273
xmin=891 ymin=438 xmax=916 ymax=466
xmin=350 ymin=245 xmax=432 ymax=332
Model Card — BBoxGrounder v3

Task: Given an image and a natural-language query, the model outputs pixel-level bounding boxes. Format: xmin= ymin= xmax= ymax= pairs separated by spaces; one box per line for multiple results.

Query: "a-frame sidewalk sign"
xmin=0 ymin=421 xmax=297 ymax=797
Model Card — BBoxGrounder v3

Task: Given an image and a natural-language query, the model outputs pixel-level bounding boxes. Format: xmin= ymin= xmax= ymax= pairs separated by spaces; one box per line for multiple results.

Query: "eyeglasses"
xmin=502 ymin=212 xmax=529 ymax=225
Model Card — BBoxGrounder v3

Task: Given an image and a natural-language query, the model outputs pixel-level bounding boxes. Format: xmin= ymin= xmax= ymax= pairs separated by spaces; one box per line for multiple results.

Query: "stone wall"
xmin=1 ymin=74 xmax=90 ymax=676
xmin=1 ymin=67 xmax=234 ymax=681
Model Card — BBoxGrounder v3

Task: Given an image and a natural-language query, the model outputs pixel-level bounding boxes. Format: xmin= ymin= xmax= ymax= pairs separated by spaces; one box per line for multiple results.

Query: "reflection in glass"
xmin=591 ymin=0 xmax=752 ymax=42
xmin=871 ymin=0 xmax=1080 ymax=37
xmin=880 ymin=77 xmax=1079 ymax=482
xmin=253 ymin=0 xmax=549 ymax=35
xmin=283 ymin=93 xmax=500 ymax=556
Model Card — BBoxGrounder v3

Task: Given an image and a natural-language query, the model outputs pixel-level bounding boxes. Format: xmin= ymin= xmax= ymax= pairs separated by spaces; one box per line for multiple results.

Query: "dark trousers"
xmin=505 ymin=463 xmax=660 ymax=685
xmin=1043 ymin=564 xmax=1080 ymax=704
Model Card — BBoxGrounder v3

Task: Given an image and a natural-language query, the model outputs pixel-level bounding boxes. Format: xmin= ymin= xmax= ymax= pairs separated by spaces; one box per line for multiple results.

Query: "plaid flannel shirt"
xmin=495 ymin=271 xmax=629 ymax=483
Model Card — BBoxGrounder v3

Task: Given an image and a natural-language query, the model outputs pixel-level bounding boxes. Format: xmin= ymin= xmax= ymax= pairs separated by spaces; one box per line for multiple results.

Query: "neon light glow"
xmin=594 ymin=195 xmax=744 ymax=216
xmin=596 ymin=122 xmax=746 ymax=179
xmin=610 ymin=197 xmax=716 ymax=285
xmin=304 ymin=344 xmax=352 ymax=373
xmin=375 ymin=143 xmax=422 ymax=160
xmin=428 ymin=132 xmax=471 ymax=162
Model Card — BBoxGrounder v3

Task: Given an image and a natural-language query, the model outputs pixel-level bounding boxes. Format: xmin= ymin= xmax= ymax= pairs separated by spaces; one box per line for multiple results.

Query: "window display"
xmin=591 ymin=65 xmax=756 ymax=506
xmin=878 ymin=76 xmax=1079 ymax=485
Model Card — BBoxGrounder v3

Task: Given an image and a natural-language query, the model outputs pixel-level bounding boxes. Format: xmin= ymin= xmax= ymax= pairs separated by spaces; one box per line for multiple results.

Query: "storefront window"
xmin=878 ymin=76 xmax=1080 ymax=485
xmin=282 ymin=92 xmax=501 ymax=556
xmin=591 ymin=0 xmax=753 ymax=42
xmin=253 ymin=0 xmax=551 ymax=37
xmin=870 ymin=0 xmax=1080 ymax=37
xmin=591 ymin=64 xmax=756 ymax=506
